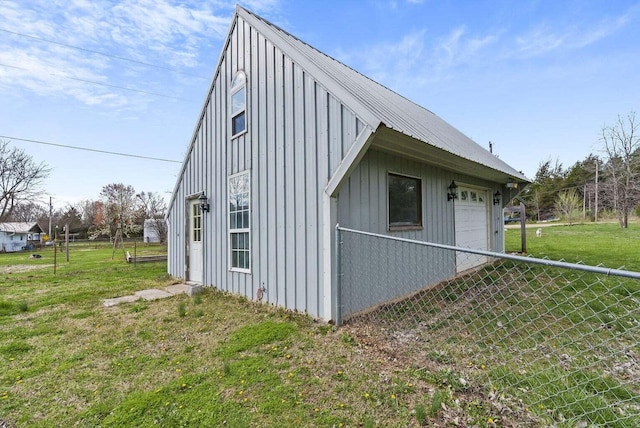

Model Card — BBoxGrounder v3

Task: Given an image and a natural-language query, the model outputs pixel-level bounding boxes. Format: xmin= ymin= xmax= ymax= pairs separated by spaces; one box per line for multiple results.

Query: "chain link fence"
xmin=337 ymin=226 xmax=640 ymax=427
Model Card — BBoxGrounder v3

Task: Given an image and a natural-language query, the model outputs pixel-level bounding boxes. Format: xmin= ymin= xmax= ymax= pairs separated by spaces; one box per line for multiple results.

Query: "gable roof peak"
xmin=235 ymin=7 xmax=527 ymax=183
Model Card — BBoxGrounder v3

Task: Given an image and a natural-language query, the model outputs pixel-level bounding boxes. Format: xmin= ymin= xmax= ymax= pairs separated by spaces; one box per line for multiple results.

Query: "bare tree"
xmin=90 ymin=201 xmax=105 ymax=237
xmin=94 ymin=183 xmax=140 ymax=239
xmin=600 ymin=112 xmax=640 ymax=228
xmin=0 ymin=140 xmax=50 ymax=221
xmin=136 ymin=191 xmax=168 ymax=243
xmin=7 ymin=201 xmax=48 ymax=223
xmin=75 ymin=199 xmax=98 ymax=236
xmin=555 ymin=189 xmax=581 ymax=225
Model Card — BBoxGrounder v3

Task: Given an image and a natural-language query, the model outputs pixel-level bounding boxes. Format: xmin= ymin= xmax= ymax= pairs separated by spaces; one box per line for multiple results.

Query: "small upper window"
xmin=388 ymin=173 xmax=422 ymax=229
xmin=231 ymin=71 xmax=246 ymax=136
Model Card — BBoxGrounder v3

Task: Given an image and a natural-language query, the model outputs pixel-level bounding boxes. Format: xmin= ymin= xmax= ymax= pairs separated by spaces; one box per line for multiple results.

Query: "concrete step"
xmin=102 ymin=283 xmax=203 ymax=307
xmin=135 ymin=289 xmax=173 ymax=301
xmin=166 ymin=283 xmax=202 ymax=296
xmin=103 ymin=295 xmax=141 ymax=307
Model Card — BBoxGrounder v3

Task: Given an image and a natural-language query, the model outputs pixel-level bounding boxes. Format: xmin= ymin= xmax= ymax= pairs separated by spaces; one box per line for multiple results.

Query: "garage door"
xmin=455 ymin=187 xmax=489 ymax=273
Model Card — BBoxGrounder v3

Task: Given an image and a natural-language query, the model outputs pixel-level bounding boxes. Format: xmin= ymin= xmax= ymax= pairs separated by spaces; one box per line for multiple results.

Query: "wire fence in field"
xmin=337 ymin=226 xmax=640 ymax=427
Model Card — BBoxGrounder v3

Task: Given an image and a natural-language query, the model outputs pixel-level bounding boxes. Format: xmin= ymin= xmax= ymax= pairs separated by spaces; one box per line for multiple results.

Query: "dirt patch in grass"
xmin=1 ymin=264 xmax=53 ymax=274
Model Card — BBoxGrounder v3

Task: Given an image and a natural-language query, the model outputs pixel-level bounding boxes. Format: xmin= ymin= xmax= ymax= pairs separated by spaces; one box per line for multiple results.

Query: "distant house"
xmin=166 ymin=7 xmax=528 ymax=322
xmin=143 ymin=219 xmax=162 ymax=243
xmin=0 ymin=222 xmax=43 ymax=253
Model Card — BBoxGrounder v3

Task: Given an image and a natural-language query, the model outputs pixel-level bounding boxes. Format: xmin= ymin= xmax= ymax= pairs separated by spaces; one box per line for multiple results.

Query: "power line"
xmin=0 ymin=27 xmax=209 ymax=80
xmin=0 ymin=135 xmax=182 ymax=164
xmin=0 ymin=62 xmax=194 ymax=102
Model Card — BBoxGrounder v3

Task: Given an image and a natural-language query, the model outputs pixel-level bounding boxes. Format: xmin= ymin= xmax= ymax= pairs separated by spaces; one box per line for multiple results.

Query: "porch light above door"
xmin=447 ymin=181 xmax=458 ymax=201
xmin=199 ymin=192 xmax=210 ymax=213
xmin=493 ymin=190 xmax=501 ymax=205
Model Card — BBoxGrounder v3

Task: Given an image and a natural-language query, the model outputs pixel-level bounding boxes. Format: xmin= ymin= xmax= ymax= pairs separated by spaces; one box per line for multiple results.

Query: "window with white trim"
xmin=230 ymin=71 xmax=246 ymax=137
xmin=388 ymin=173 xmax=423 ymax=229
xmin=192 ymin=203 xmax=202 ymax=242
xmin=229 ymin=171 xmax=250 ymax=271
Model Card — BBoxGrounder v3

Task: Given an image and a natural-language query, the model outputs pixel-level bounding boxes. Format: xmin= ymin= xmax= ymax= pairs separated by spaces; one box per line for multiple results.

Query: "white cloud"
xmin=514 ymin=12 xmax=630 ymax=58
xmin=335 ymin=3 xmax=635 ymax=100
xmin=337 ymin=25 xmax=499 ymax=95
xmin=337 ymin=30 xmax=428 ymax=88
xmin=0 ymin=0 xmax=249 ymax=108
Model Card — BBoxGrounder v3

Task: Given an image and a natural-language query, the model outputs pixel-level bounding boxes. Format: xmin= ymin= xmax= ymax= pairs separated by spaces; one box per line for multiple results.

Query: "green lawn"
xmin=0 ymin=243 xmax=468 ymax=427
xmin=499 ymin=221 xmax=640 ymax=426
xmin=1 ymin=227 xmax=638 ymax=427
xmin=505 ymin=220 xmax=640 ymax=270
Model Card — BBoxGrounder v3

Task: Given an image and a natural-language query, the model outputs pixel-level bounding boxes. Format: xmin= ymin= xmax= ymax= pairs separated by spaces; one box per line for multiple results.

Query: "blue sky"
xmin=1 ymin=0 xmax=639 ymax=209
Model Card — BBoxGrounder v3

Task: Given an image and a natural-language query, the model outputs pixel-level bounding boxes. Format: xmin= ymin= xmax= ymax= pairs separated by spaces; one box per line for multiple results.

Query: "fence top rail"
xmin=336 ymin=225 xmax=640 ymax=280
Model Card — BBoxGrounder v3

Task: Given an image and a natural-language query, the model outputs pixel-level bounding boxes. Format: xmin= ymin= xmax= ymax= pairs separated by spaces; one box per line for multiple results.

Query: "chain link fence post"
xmin=334 ymin=223 xmax=342 ymax=326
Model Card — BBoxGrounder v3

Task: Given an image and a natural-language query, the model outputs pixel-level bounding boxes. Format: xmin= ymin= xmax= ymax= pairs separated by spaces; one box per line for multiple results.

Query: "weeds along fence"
xmin=336 ymin=226 xmax=640 ymax=427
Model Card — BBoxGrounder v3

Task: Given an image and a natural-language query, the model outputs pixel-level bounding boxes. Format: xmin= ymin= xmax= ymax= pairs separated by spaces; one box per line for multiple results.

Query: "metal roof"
xmin=0 ymin=222 xmax=43 ymax=234
xmin=238 ymin=7 xmax=528 ymax=183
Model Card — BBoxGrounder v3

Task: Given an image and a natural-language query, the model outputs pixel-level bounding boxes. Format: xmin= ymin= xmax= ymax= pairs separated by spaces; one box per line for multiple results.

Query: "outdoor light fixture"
xmin=199 ymin=192 xmax=210 ymax=213
xmin=506 ymin=180 xmax=518 ymax=189
xmin=447 ymin=180 xmax=458 ymax=201
xmin=493 ymin=190 xmax=502 ymax=205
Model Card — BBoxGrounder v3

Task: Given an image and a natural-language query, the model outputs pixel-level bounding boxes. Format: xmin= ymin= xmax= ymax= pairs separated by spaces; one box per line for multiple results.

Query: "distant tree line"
xmin=1 ymin=138 xmax=167 ymax=242
xmin=519 ymin=112 xmax=640 ymax=228
xmin=7 ymin=184 xmax=168 ymax=243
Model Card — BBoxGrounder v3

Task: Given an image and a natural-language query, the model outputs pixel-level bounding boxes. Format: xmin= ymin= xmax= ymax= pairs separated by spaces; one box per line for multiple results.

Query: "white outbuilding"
xmin=143 ymin=219 xmax=161 ymax=243
xmin=0 ymin=222 xmax=43 ymax=253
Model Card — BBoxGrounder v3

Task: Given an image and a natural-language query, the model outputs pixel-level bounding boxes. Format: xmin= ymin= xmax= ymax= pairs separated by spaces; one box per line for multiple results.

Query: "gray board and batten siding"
xmin=167 ymin=10 xmax=369 ymax=319
xmin=167 ymin=6 xmax=529 ymax=322
xmin=337 ymin=148 xmax=507 ymax=317
xmin=338 ymin=148 xmax=505 ymax=248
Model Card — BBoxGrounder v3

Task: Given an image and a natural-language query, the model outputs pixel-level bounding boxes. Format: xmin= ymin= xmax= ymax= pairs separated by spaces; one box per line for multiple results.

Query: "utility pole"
xmin=65 ymin=223 xmax=69 ymax=262
xmin=48 ymin=196 xmax=52 ymax=241
xmin=583 ymin=184 xmax=586 ymax=219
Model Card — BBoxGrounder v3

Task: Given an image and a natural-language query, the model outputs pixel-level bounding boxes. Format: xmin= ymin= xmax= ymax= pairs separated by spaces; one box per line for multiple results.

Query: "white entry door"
xmin=455 ymin=187 xmax=489 ymax=273
xmin=188 ymin=199 xmax=203 ymax=284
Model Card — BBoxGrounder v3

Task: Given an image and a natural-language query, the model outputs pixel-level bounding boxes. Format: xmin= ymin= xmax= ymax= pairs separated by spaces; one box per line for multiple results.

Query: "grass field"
xmin=1 ymin=243 xmax=456 ymax=427
xmin=348 ymin=220 xmax=640 ymax=427
xmin=1 ymin=224 xmax=639 ymax=427
xmin=505 ymin=220 xmax=640 ymax=270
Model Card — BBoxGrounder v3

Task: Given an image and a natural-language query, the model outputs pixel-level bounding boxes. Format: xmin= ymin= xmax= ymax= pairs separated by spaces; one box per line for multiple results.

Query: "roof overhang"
xmin=371 ymin=126 xmax=530 ymax=186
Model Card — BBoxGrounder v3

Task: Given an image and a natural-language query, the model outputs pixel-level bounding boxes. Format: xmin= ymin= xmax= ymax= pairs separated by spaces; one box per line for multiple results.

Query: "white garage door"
xmin=455 ymin=187 xmax=489 ymax=273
